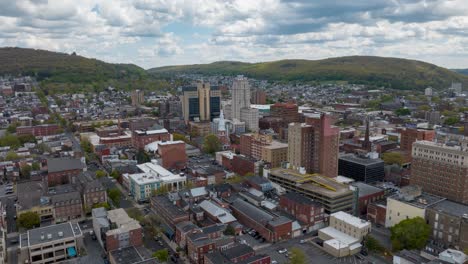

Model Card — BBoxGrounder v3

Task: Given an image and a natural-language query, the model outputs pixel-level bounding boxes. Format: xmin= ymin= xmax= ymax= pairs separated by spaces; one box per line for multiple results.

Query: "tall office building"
xmin=287 ymin=113 xmax=340 ymax=177
xmin=231 ymin=76 xmax=251 ymax=120
xmin=400 ymin=128 xmax=435 ymax=151
xmin=411 ymin=140 xmax=468 ymax=204
xmin=131 ymin=89 xmax=144 ymax=106
xmin=251 ymin=90 xmax=267 ymax=104
xmin=270 ymin=102 xmax=301 ymax=124
xmin=181 ymin=81 xmax=221 ymax=123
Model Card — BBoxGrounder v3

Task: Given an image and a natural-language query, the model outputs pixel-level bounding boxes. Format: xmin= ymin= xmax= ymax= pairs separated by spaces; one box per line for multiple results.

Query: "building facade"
xmin=181 ymin=82 xmax=221 ymax=123
xmin=400 ymin=128 xmax=435 ymax=151
xmin=338 ymin=154 xmax=385 ymax=183
xmin=131 ymin=89 xmax=144 ymax=106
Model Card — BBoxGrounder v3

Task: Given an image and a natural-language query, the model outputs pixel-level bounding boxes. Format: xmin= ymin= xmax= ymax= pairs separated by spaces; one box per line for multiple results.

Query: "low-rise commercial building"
xmin=19 ymin=222 xmax=83 ymax=264
xmin=131 ymin=125 xmax=170 ymax=150
xmin=338 ymin=154 xmax=384 ymax=183
xmin=47 ymin=158 xmax=84 ymax=187
xmin=279 ymin=192 xmax=327 ymax=233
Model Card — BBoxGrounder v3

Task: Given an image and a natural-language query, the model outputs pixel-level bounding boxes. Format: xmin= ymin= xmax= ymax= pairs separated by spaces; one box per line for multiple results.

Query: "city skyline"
xmin=0 ymin=1 xmax=468 ymax=69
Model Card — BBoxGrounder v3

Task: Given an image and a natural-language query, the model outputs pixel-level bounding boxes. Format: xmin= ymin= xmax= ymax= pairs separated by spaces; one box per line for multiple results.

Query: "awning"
xmin=67 ymin=247 xmax=77 ymax=257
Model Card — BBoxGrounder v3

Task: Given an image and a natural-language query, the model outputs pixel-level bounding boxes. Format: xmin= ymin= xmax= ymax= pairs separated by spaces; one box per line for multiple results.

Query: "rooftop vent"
xmin=58 ymin=231 xmax=63 ymax=237
xmin=47 ymin=233 xmax=52 ymax=239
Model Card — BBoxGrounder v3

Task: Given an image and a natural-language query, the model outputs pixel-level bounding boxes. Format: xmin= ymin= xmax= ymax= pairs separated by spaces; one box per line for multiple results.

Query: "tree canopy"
xmin=153 ymin=249 xmax=169 ymax=262
xmin=107 ymin=188 xmax=121 ymax=207
xmin=391 ymin=217 xmax=430 ymax=251
xmin=382 ymin=152 xmax=404 ymax=166
xmin=18 ymin=211 xmax=40 ymax=229
xmin=395 ymin=108 xmax=411 ymax=116
xmin=95 ymin=170 xmax=107 ymax=179
xmin=203 ymin=134 xmax=221 ymax=155
xmin=290 ymin=247 xmax=306 ymax=264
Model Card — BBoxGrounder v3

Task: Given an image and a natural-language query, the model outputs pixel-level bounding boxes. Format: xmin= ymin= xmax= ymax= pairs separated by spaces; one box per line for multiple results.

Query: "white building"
xmin=241 ymin=107 xmax=259 ymax=132
xmin=318 ymin=211 xmax=371 ymax=257
xmin=425 ymin=87 xmax=433 ymax=96
xmin=128 ymin=161 xmax=186 ymax=201
xmin=231 ymin=75 xmax=251 ymax=120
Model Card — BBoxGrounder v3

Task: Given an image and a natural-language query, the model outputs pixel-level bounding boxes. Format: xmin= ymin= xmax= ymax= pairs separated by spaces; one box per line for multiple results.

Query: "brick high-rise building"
xmin=287 ymin=113 xmax=340 ymax=177
xmin=251 ymin=90 xmax=266 ymax=105
xmin=131 ymin=89 xmax=144 ymax=106
xmin=158 ymin=141 xmax=187 ymax=170
xmin=411 ymin=141 xmax=468 ymax=204
xmin=400 ymin=128 xmax=435 ymax=151
xmin=270 ymin=102 xmax=300 ymax=124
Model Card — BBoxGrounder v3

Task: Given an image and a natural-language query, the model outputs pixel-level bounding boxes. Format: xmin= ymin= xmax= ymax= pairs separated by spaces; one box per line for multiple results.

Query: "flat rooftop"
xmin=339 ymin=154 xmax=384 ymax=166
xmin=47 ymin=158 xmax=83 ymax=173
xmin=24 ymin=222 xmax=82 ymax=247
xmin=428 ymin=199 xmax=468 ymax=218
xmin=109 ymin=246 xmax=158 ymax=264
xmin=351 ymin=182 xmax=384 ymax=197
xmin=389 ymin=192 xmax=446 ymax=209
xmin=331 ymin=211 xmax=371 ymax=229
xmin=106 ymin=208 xmax=141 ymax=235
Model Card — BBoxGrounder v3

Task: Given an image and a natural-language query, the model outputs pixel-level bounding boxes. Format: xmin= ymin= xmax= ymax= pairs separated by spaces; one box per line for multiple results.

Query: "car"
xmin=154 ymin=236 xmax=159 ymax=241
xmin=271 ymin=261 xmax=278 ymax=264
xmin=91 ymin=234 xmax=97 ymax=240
xmin=361 ymin=250 xmax=368 ymax=256
xmin=299 ymin=239 xmax=306 ymax=244
xmin=278 ymin=248 xmax=287 ymax=254
xmin=158 ymin=241 xmax=163 ymax=246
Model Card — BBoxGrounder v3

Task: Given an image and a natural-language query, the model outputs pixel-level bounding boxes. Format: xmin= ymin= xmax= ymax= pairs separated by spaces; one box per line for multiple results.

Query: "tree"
xmin=203 ymin=134 xmax=221 ymax=155
xmin=0 ymin=134 xmax=21 ymax=149
xmin=110 ymin=170 xmax=120 ymax=179
xmin=136 ymin=150 xmax=151 ymax=164
xmin=224 ymin=225 xmax=235 ymax=236
xmin=18 ymin=211 xmax=40 ymax=229
xmin=395 ymin=108 xmax=411 ymax=116
xmin=6 ymin=122 xmax=19 ymax=133
xmin=92 ymin=202 xmax=110 ymax=210
xmin=290 ymin=247 xmax=306 ymax=264
xmin=382 ymin=152 xmax=404 ymax=166
xmin=95 ymin=170 xmax=107 ymax=179
xmin=80 ymin=138 xmax=93 ymax=153
xmin=153 ymin=185 xmax=169 ymax=196
xmin=418 ymin=105 xmax=431 ymax=111
xmin=5 ymin=151 xmax=19 ymax=161
xmin=31 ymin=162 xmax=41 ymax=171
xmin=18 ymin=134 xmax=37 ymax=144
xmin=107 ymin=188 xmax=121 ymax=207
xmin=444 ymin=116 xmax=460 ymax=126
xmin=365 ymin=235 xmax=385 ymax=253
xmin=172 ymin=133 xmax=188 ymax=143
xmin=153 ymin=249 xmax=169 ymax=262
xmin=20 ymin=164 xmax=32 ymax=179
xmin=391 ymin=217 xmax=430 ymax=251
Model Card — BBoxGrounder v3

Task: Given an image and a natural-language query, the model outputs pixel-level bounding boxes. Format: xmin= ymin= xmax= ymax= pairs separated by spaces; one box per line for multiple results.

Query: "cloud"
xmin=0 ymin=0 xmax=468 ymax=68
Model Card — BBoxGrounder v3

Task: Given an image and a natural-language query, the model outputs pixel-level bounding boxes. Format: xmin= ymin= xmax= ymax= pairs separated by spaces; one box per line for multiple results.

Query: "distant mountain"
xmin=149 ymin=56 xmax=468 ymax=90
xmin=0 ymin=47 xmax=146 ymax=83
xmin=452 ymin=69 xmax=468 ymax=76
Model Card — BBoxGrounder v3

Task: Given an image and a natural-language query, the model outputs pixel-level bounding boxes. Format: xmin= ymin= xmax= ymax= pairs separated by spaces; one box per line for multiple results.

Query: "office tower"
xmin=287 ymin=113 xmax=340 ymax=177
xmin=251 ymin=90 xmax=267 ymax=104
xmin=400 ymin=128 xmax=435 ymax=151
xmin=231 ymin=75 xmax=251 ymax=120
xmin=338 ymin=154 xmax=385 ymax=183
xmin=181 ymin=81 xmax=221 ymax=123
xmin=411 ymin=141 xmax=468 ymax=204
xmin=131 ymin=89 xmax=144 ymax=106
xmin=270 ymin=102 xmax=301 ymax=124
xmin=241 ymin=107 xmax=259 ymax=131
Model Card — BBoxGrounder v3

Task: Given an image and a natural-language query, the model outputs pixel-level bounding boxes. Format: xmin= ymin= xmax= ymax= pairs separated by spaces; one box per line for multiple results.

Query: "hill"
xmin=0 ymin=47 xmax=146 ymax=83
xmin=452 ymin=69 xmax=468 ymax=76
xmin=149 ymin=56 xmax=468 ymax=90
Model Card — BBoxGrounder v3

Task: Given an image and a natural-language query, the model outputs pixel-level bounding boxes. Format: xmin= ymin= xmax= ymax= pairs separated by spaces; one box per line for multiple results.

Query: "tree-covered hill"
xmin=149 ymin=56 xmax=468 ymax=90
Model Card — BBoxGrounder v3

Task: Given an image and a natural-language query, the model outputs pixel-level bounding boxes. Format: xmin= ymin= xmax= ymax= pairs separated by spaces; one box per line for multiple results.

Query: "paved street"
xmin=1 ymin=196 xmax=17 ymax=233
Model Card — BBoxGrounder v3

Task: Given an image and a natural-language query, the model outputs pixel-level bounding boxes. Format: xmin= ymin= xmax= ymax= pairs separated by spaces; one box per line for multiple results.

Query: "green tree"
xmin=20 ymin=164 xmax=32 ymax=179
xmin=417 ymin=105 xmax=431 ymax=111
xmin=18 ymin=134 xmax=37 ymax=144
xmin=444 ymin=116 xmax=460 ymax=126
xmin=6 ymin=122 xmax=19 ymax=133
xmin=95 ymin=170 xmax=107 ymax=179
xmin=152 ymin=249 xmax=169 ymax=262
xmin=18 ymin=211 xmax=40 ymax=229
xmin=31 ymin=162 xmax=40 ymax=171
xmin=391 ymin=217 xmax=430 ymax=251
xmin=107 ymin=188 xmax=121 ymax=207
xmin=203 ymin=134 xmax=221 ymax=155
xmin=0 ymin=134 xmax=21 ymax=149
xmin=136 ymin=150 xmax=151 ymax=164
xmin=92 ymin=202 xmax=110 ymax=210
xmin=224 ymin=225 xmax=236 ymax=236
xmin=80 ymin=138 xmax=93 ymax=153
xmin=290 ymin=247 xmax=306 ymax=264
xmin=365 ymin=235 xmax=385 ymax=253
xmin=395 ymin=108 xmax=411 ymax=116
xmin=382 ymin=152 xmax=404 ymax=166
xmin=153 ymin=185 xmax=169 ymax=196
xmin=172 ymin=133 xmax=188 ymax=143
xmin=5 ymin=151 xmax=19 ymax=161
xmin=110 ymin=170 xmax=120 ymax=179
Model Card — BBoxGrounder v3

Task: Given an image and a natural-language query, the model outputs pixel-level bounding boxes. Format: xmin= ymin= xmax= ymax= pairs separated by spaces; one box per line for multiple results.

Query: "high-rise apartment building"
xmin=287 ymin=113 xmax=340 ymax=177
xmin=131 ymin=89 xmax=144 ymax=106
xmin=181 ymin=81 xmax=221 ymax=123
xmin=251 ymin=90 xmax=267 ymax=104
xmin=270 ymin=102 xmax=301 ymax=124
xmin=400 ymin=128 xmax=435 ymax=151
xmin=411 ymin=141 xmax=468 ymax=204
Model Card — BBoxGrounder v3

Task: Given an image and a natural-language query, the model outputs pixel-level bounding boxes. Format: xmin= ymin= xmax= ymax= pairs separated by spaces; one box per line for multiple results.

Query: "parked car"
xmin=278 ymin=248 xmax=287 ymax=254
xmin=299 ymin=239 xmax=306 ymax=244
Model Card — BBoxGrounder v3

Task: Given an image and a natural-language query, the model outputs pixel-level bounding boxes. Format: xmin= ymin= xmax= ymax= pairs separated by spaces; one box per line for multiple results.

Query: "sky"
xmin=1 ymin=0 xmax=468 ymax=69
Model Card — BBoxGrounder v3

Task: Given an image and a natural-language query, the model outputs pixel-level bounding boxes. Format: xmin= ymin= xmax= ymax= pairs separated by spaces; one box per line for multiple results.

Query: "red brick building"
xmin=232 ymin=155 xmax=256 ymax=176
xmin=270 ymin=102 xmax=300 ymax=124
xmin=151 ymin=195 xmax=190 ymax=230
xmin=187 ymin=224 xmax=233 ymax=264
xmin=204 ymin=244 xmax=271 ymax=264
xmin=352 ymin=182 xmax=385 ymax=216
xmin=47 ymin=158 xmax=84 ymax=187
xmin=400 ymin=128 xmax=435 ymax=151
xmin=367 ymin=201 xmax=387 ymax=226
xmin=230 ymin=199 xmax=292 ymax=242
xmin=279 ymin=192 xmax=327 ymax=232
xmin=52 ymin=191 xmax=84 ymax=223
xmin=158 ymin=141 xmax=187 ymax=170
xmin=251 ymin=90 xmax=267 ymax=105
xmin=104 ymin=209 xmax=143 ymax=252
xmin=17 ymin=124 xmax=60 ymax=137
xmin=131 ymin=126 xmax=171 ymax=150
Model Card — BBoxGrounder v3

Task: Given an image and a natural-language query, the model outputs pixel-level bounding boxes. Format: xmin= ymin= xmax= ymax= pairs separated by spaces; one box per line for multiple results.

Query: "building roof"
xmin=320 ymin=226 xmax=360 ymax=248
xmin=109 ymin=246 xmax=159 ymax=264
xmin=339 ymin=154 xmax=384 ymax=166
xmin=106 ymin=208 xmax=141 ymax=235
xmin=24 ymin=222 xmax=82 ymax=247
xmin=223 ymin=244 xmax=254 ymax=260
xmin=17 ymin=181 xmax=46 ymax=210
xmin=133 ymin=162 xmax=186 ymax=185
xmin=151 ymin=195 xmax=188 ymax=219
xmin=428 ymin=199 xmax=468 ymax=218
xmin=389 ymin=192 xmax=446 ymax=209
xmin=331 ymin=211 xmax=371 ymax=229
xmin=47 ymin=158 xmax=84 ymax=173
xmin=231 ymin=198 xmax=291 ymax=227
xmin=282 ymin=192 xmax=321 ymax=206
xmin=351 ymin=182 xmax=384 ymax=198
xmin=199 ymin=200 xmax=236 ymax=224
